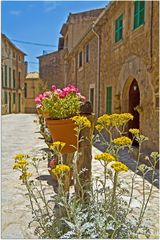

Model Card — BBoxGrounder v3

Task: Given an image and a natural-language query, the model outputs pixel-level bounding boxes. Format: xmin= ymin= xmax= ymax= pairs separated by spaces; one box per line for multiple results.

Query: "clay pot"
xmin=46 ymin=118 xmax=77 ymax=153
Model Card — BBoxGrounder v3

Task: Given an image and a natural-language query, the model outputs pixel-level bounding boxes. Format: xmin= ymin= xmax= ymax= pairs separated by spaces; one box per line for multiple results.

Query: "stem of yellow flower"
xmin=111 ymin=171 xmax=118 ymax=213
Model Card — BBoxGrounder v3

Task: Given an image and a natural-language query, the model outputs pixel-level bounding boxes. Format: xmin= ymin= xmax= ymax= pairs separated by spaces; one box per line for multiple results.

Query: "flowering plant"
xmin=35 ymin=84 xmax=86 ymax=119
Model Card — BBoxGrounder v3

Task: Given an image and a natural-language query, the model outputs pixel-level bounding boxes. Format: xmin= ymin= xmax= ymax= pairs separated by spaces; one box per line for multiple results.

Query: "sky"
xmin=2 ymin=1 xmax=107 ymax=72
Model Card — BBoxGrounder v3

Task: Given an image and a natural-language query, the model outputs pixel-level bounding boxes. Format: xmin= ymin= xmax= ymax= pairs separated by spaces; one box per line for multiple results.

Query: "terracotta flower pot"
xmin=46 ymin=118 xmax=77 ymax=153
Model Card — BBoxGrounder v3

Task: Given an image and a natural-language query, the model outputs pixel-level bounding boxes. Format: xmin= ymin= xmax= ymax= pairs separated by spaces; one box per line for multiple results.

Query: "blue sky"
xmin=2 ymin=1 xmax=107 ymax=72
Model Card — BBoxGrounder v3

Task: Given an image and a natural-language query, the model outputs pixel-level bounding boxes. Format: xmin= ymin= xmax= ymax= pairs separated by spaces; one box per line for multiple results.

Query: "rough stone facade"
xmin=37 ymin=1 xmax=159 ymax=152
xmin=96 ymin=1 xmax=159 ymax=151
xmin=38 ymin=49 xmax=65 ymax=89
xmin=1 ymin=34 xmax=26 ymax=114
xmin=24 ymin=72 xmax=43 ymax=113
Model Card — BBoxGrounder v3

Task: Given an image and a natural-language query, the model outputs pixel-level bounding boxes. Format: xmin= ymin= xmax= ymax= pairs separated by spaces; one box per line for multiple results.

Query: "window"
xmin=9 ymin=67 xmax=11 ymax=88
xmin=24 ymin=83 xmax=27 ymax=98
xmin=115 ymin=15 xmax=123 ymax=43
xmin=2 ymin=67 xmax=4 ymax=87
xmin=5 ymin=65 xmax=7 ymax=87
xmin=85 ymin=44 xmax=89 ymax=63
xmin=106 ymin=86 xmax=112 ymax=114
xmin=19 ymin=55 xmax=21 ymax=62
xmin=133 ymin=1 xmax=145 ymax=29
xmin=13 ymin=93 xmax=16 ymax=104
xmin=90 ymin=88 xmax=95 ymax=110
xmin=13 ymin=70 xmax=16 ymax=88
xmin=4 ymin=92 xmax=7 ymax=104
xmin=13 ymin=51 xmax=16 ymax=58
xmin=79 ymin=51 xmax=82 ymax=68
xmin=18 ymin=72 xmax=21 ymax=88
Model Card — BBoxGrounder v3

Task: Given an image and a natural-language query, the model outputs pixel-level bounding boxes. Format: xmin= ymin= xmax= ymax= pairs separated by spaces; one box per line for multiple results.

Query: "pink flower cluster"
xmin=35 ymin=84 xmax=86 ymax=105
xmin=51 ymin=84 xmax=86 ymax=101
xmin=35 ymin=91 xmax=51 ymax=105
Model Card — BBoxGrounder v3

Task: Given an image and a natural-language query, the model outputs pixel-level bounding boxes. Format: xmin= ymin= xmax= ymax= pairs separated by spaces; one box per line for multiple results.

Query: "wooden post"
xmin=75 ymin=114 xmax=95 ymax=200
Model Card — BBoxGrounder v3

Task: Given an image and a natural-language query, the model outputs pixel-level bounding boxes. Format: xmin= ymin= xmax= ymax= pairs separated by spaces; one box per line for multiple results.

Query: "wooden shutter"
xmin=106 ymin=87 xmax=112 ymax=114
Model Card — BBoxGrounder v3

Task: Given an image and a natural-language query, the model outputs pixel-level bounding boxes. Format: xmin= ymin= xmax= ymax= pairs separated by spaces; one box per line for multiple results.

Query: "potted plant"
xmin=35 ymin=84 xmax=86 ymax=153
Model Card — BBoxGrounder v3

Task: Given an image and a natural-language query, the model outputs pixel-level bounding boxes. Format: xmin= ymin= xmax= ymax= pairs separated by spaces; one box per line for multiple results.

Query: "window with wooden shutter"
xmin=115 ymin=15 xmax=123 ymax=43
xmin=13 ymin=93 xmax=16 ymax=104
xmin=79 ymin=51 xmax=82 ymax=68
xmin=5 ymin=65 xmax=7 ymax=87
xmin=106 ymin=86 xmax=112 ymax=114
xmin=134 ymin=1 xmax=145 ymax=29
xmin=9 ymin=67 xmax=11 ymax=88
xmin=85 ymin=44 xmax=89 ymax=63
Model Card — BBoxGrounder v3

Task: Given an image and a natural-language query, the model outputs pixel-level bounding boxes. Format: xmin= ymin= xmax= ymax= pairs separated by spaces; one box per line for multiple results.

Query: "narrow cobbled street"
xmin=2 ymin=114 xmax=159 ymax=239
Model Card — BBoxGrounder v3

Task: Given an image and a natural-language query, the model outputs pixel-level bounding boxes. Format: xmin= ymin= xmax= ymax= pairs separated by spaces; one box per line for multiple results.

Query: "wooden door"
xmin=129 ymin=79 xmax=140 ymax=145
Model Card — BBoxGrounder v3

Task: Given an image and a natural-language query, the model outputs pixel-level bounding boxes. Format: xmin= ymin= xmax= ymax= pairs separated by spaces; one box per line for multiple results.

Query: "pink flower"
xmin=43 ymin=91 xmax=51 ymax=98
xmin=63 ymin=84 xmax=79 ymax=94
xmin=56 ymin=89 xmax=63 ymax=95
xmin=35 ymin=97 xmax=41 ymax=104
xmin=51 ymin=85 xmax=57 ymax=91
xmin=76 ymin=92 xmax=86 ymax=102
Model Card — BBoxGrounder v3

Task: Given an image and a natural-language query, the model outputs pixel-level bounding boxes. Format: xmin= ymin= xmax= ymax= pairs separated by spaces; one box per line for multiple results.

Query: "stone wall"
xmin=99 ymin=1 xmax=159 ymax=151
xmin=38 ymin=49 xmax=65 ymax=89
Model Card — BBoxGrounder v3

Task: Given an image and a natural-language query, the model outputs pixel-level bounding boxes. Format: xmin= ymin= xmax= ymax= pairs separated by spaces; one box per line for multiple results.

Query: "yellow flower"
xmin=50 ymin=141 xmax=66 ymax=152
xmin=19 ymin=172 xmax=32 ymax=182
xmin=129 ymin=128 xmax=140 ymax=136
xmin=97 ymin=113 xmax=133 ymax=128
xmin=113 ymin=136 xmax=132 ymax=146
xmin=72 ymin=116 xmax=91 ymax=129
xmin=95 ymin=152 xmax=116 ymax=162
xmin=13 ymin=159 xmax=29 ymax=170
xmin=95 ymin=124 xmax=104 ymax=132
xmin=14 ymin=153 xmax=30 ymax=160
xmin=51 ymin=164 xmax=70 ymax=177
xmin=111 ymin=162 xmax=128 ymax=172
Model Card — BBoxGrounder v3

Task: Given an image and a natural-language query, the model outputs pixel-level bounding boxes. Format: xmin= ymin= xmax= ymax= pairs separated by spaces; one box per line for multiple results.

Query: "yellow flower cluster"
xmin=14 ymin=153 xmax=30 ymax=161
xmin=51 ymin=164 xmax=70 ymax=176
xmin=111 ymin=162 xmax=128 ymax=172
xmin=129 ymin=128 xmax=140 ymax=136
xmin=113 ymin=136 xmax=132 ymax=146
xmin=19 ymin=172 xmax=32 ymax=182
xmin=96 ymin=113 xmax=133 ymax=130
xmin=95 ymin=152 xmax=116 ymax=162
xmin=50 ymin=141 xmax=66 ymax=152
xmin=72 ymin=116 xmax=91 ymax=129
xmin=13 ymin=159 xmax=29 ymax=170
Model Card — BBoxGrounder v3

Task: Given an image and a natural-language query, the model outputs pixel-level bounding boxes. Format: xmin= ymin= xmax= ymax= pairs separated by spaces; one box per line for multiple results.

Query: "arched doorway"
xmin=129 ymin=79 xmax=140 ymax=146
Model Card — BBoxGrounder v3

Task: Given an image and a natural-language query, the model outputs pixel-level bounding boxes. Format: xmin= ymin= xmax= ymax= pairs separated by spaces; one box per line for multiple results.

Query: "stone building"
xmin=38 ymin=1 xmax=159 ymax=151
xmin=24 ymin=72 xmax=43 ymax=113
xmin=90 ymin=1 xmax=159 ymax=151
xmin=37 ymin=47 xmax=65 ymax=89
xmin=60 ymin=8 xmax=104 ymax=114
xmin=1 ymin=34 xmax=26 ymax=114
xmin=38 ymin=8 xmax=104 ymax=90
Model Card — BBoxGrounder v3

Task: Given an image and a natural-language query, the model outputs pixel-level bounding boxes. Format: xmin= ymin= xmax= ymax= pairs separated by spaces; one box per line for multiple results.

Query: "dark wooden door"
xmin=129 ymin=79 xmax=140 ymax=145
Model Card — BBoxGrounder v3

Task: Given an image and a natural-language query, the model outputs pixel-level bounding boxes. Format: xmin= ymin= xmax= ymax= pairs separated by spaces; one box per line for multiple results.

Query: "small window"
xmin=115 ymin=15 xmax=123 ymax=43
xmin=19 ymin=55 xmax=21 ymax=62
xmin=155 ymin=95 xmax=159 ymax=109
xmin=5 ymin=65 xmax=7 ymax=87
xmin=13 ymin=69 xmax=16 ymax=88
xmin=24 ymin=83 xmax=27 ymax=98
xmin=79 ymin=51 xmax=82 ymax=68
xmin=13 ymin=51 xmax=16 ymax=58
xmin=90 ymin=88 xmax=95 ymax=110
xmin=133 ymin=1 xmax=145 ymax=29
xmin=9 ymin=67 xmax=11 ymax=88
xmin=85 ymin=44 xmax=89 ymax=63
xmin=13 ymin=93 xmax=16 ymax=104
xmin=18 ymin=72 xmax=21 ymax=88
xmin=106 ymin=86 xmax=112 ymax=114
xmin=4 ymin=92 xmax=7 ymax=104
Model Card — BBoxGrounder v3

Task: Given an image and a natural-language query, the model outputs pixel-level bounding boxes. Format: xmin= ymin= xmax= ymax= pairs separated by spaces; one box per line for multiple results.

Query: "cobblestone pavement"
xmin=2 ymin=114 xmax=159 ymax=239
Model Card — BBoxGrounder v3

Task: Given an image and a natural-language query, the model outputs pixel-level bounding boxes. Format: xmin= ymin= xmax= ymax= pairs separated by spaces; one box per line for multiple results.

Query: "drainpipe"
xmin=150 ymin=1 xmax=153 ymax=69
xmin=92 ymin=27 xmax=100 ymax=117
